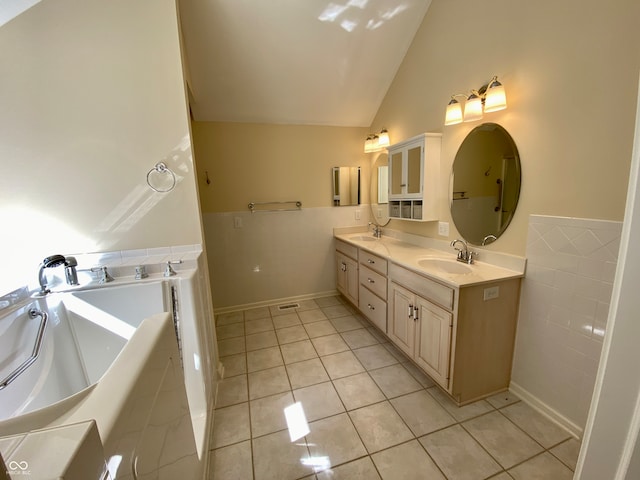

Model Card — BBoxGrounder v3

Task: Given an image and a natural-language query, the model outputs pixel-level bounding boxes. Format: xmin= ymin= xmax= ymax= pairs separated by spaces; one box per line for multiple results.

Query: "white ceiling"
xmin=179 ymin=0 xmax=432 ymax=127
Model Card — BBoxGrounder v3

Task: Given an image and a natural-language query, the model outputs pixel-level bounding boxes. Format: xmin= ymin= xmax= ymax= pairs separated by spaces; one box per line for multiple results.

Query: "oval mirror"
xmin=370 ymin=152 xmax=391 ymax=226
xmin=450 ymin=123 xmax=521 ymax=246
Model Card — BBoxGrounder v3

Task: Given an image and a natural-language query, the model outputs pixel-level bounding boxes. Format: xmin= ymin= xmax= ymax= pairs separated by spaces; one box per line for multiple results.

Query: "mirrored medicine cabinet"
xmin=332 ymin=166 xmax=361 ymax=206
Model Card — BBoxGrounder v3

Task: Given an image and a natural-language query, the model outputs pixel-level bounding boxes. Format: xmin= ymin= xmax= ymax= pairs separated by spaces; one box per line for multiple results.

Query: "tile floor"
xmin=209 ymin=295 xmax=580 ymax=480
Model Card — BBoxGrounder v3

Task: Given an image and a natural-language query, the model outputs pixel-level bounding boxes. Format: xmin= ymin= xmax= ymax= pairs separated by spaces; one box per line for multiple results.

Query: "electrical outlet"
xmin=355 ymin=209 xmax=361 ymax=220
xmin=483 ymin=286 xmax=500 ymax=301
xmin=234 ymin=216 xmax=243 ymax=228
xmin=438 ymin=221 xmax=449 ymax=237
xmin=377 ymin=208 xmax=383 ymax=218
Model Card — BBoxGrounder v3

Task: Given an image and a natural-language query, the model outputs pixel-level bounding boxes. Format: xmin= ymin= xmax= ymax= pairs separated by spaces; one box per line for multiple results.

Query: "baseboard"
xmin=509 ymin=381 xmax=584 ymax=439
xmin=213 ymin=289 xmax=340 ymax=315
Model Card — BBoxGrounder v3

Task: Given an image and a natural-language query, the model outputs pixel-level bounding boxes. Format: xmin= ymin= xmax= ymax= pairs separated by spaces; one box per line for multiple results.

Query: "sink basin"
xmin=348 ymin=235 xmax=378 ymax=242
xmin=418 ymin=258 xmax=472 ymax=274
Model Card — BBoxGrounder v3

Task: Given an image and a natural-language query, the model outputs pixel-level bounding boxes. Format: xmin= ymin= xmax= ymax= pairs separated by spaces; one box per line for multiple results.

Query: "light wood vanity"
xmin=335 ymin=232 xmax=524 ymax=405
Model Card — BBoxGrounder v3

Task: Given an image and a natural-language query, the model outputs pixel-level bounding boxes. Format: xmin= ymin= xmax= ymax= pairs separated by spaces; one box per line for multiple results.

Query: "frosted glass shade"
xmin=463 ymin=94 xmax=483 ymax=122
xmin=484 ymin=82 xmax=507 ymax=112
xmin=378 ymin=129 xmax=390 ymax=147
xmin=445 ymin=100 xmax=463 ymax=125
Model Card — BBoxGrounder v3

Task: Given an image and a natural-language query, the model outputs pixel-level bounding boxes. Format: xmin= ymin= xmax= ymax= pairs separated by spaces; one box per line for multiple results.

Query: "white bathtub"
xmin=0 ymin=274 xmax=212 ymax=479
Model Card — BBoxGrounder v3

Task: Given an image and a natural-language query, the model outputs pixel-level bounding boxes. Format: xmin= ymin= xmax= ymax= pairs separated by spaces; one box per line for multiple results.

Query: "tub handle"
xmin=0 ymin=309 xmax=48 ymax=391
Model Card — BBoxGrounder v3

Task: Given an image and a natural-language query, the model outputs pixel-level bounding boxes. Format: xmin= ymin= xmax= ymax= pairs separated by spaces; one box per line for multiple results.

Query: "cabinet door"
xmin=406 ymin=144 xmax=422 ymax=196
xmin=336 ymin=252 xmax=358 ymax=305
xmin=389 ymin=150 xmax=404 ymax=197
xmin=388 ymin=283 xmax=415 ymax=357
xmin=415 ymin=297 xmax=452 ymax=389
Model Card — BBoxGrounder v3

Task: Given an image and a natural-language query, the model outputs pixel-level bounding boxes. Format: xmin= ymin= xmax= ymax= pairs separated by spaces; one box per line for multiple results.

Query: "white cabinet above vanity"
xmin=387 ymin=133 xmax=441 ymax=221
xmin=333 ymin=230 xmax=525 ymax=405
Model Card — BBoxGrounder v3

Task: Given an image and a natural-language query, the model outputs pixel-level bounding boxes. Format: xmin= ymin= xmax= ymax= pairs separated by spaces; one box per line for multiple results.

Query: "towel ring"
xmin=147 ymin=162 xmax=176 ymax=193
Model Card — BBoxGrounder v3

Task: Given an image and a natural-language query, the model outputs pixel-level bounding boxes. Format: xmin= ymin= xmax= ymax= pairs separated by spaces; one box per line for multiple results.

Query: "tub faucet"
xmin=91 ymin=266 xmax=114 ymax=284
xmin=37 ymin=254 xmax=67 ymax=295
xmin=450 ymin=239 xmax=476 ymax=264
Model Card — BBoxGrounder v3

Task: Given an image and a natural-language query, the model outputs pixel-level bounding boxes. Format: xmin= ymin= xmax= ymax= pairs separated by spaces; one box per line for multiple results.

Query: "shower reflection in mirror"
xmin=332 ymin=166 xmax=361 ymax=206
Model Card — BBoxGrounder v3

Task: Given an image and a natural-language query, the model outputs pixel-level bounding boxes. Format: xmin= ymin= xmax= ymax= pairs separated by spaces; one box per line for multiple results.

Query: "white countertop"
xmin=334 ymin=231 xmax=526 ymax=289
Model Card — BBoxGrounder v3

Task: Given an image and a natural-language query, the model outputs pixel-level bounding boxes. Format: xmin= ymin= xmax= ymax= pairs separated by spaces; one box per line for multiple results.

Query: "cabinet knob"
xmin=367 ymin=303 xmax=375 ymax=310
xmin=367 ymin=259 xmax=375 ymax=264
xmin=367 ymin=278 xmax=375 ymax=283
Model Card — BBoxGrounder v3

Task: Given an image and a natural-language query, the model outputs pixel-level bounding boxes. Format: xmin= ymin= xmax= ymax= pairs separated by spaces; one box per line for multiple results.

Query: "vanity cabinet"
xmin=389 ymin=272 xmax=453 ymax=389
xmin=388 ymin=133 xmax=441 ymax=221
xmin=388 ymin=262 xmax=520 ymax=405
xmin=357 ymin=251 xmax=388 ymax=332
xmin=335 ymin=240 xmax=358 ymax=305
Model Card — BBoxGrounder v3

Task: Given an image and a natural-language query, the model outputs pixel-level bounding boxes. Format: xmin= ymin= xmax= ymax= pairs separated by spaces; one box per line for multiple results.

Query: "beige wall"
xmin=192 ymin=122 xmax=369 ymax=213
xmin=371 ymin=0 xmax=640 ymax=256
xmin=0 ymin=0 xmax=202 ymax=292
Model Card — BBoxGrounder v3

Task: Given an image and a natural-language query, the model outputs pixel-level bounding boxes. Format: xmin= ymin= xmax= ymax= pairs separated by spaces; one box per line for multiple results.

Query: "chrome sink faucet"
xmin=368 ymin=222 xmax=382 ymax=238
xmin=450 ymin=239 xmax=476 ymax=264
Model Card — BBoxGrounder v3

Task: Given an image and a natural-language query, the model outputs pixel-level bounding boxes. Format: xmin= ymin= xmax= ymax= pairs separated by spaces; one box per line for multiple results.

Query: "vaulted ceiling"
xmin=178 ymin=0 xmax=432 ymax=127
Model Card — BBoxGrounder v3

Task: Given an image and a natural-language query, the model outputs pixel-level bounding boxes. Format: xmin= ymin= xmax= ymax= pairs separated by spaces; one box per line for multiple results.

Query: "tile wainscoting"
xmin=511 ymin=215 xmax=622 ymax=436
xmin=203 ymin=206 xmax=370 ymax=310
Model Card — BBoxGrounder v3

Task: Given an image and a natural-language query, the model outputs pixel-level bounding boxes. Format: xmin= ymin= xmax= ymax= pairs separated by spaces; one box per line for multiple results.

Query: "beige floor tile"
xmin=280 ymin=339 xmax=318 ymax=364
xmin=322 ymin=304 xmax=353 ymax=319
xmin=252 ymin=429 xmax=314 ymax=480
xmin=295 ymin=299 xmax=320 ymax=311
xmin=245 ymin=317 xmax=275 ymax=335
xmin=501 ymin=402 xmax=571 ymax=448
xmin=220 ymin=353 xmax=247 ymax=378
xmin=315 ymin=296 xmax=343 ymax=307
xmin=420 ymin=424 xmax=502 ymax=480
xmin=307 ymin=413 xmax=367 ymax=472
xmin=250 ymin=391 xmax=294 ymax=437
xmin=368 ymin=364 xmax=422 ymax=398
xmin=340 ymin=328 xmax=379 ymax=349
xmin=216 ymin=311 xmax=244 ymax=326
xmin=486 ymin=474 xmax=512 ymax=480
xmin=390 ymin=390 xmax=456 ymax=436
xmin=372 ymin=440 xmax=445 ymax=479
xmin=316 ymin=457 xmax=381 ymax=480
xmin=550 ymin=437 xmax=581 ymax=471
xmin=276 ymin=325 xmax=310 ymax=344
xmin=321 ymin=351 xmax=366 ymax=379
xmin=312 ymin=334 xmax=350 ymax=356
xmin=382 ymin=342 xmax=410 ymax=363
xmin=211 ymin=402 xmax=251 ymax=449
xmin=218 ymin=336 xmax=246 ymax=356
xmin=330 ymin=315 xmax=365 ymax=332
xmin=293 ymin=381 xmax=345 ymax=422
xmin=509 ymin=452 xmax=574 ymax=479
xmin=246 ymin=330 xmax=279 ymax=351
xmin=248 ymin=366 xmax=291 ymax=400
xmin=247 ymin=346 xmax=284 ymax=373
xmin=286 ymin=357 xmax=330 ymax=389
xmin=400 ymin=361 xmax=435 ymax=388
xmin=216 ymin=374 xmax=248 ymax=407
xmin=244 ymin=306 xmax=270 ymax=321
xmin=353 ymin=344 xmax=398 ymax=370
xmin=463 ymin=411 xmax=544 ymax=469
xmin=349 ymin=401 xmax=413 ymax=453
xmin=486 ymin=390 xmax=520 ymax=409
xmin=367 ymin=326 xmax=389 ymax=343
xmin=273 ymin=312 xmax=302 ymax=329
xmin=217 ymin=321 xmax=245 ymax=340
xmin=304 ymin=320 xmax=338 ymax=338
xmin=428 ymin=386 xmax=494 ymax=422
xmin=210 ymin=440 xmax=253 ymax=480
xmin=299 ymin=308 xmax=329 ymax=324
xmin=333 ymin=372 xmax=386 ymax=411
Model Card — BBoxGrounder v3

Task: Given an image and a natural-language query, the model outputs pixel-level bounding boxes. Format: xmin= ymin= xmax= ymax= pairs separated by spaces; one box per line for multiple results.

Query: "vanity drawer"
xmin=389 ymin=263 xmax=454 ymax=311
xmin=359 ymin=251 xmax=387 ymax=275
xmin=359 ymin=265 xmax=387 ymax=300
xmin=359 ymin=285 xmax=387 ymax=332
xmin=335 ymin=239 xmax=358 ymax=260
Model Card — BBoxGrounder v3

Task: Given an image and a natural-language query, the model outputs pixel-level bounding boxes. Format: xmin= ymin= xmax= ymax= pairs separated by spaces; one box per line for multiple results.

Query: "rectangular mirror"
xmin=332 ymin=166 xmax=360 ymax=206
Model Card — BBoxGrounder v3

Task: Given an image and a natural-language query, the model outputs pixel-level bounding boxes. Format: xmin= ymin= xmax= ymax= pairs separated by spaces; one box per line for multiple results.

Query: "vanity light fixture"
xmin=444 ymin=76 xmax=507 ymax=126
xmin=363 ymin=128 xmax=391 ymax=153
